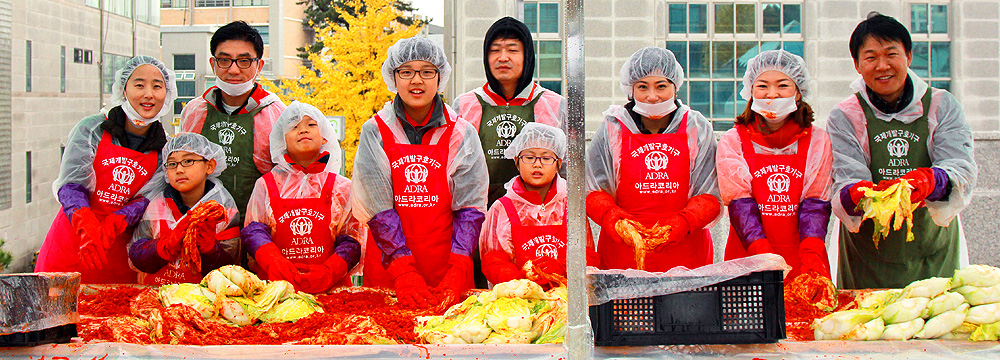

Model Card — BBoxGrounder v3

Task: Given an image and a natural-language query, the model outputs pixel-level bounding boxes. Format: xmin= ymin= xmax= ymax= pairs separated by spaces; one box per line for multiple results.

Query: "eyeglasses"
xmin=214 ymin=57 xmax=259 ymax=69
xmin=518 ymin=155 xmax=559 ymax=165
xmin=164 ymin=158 xmax=209 ymax=170
xmin=395 ymin=69 xmax=439 ymax=79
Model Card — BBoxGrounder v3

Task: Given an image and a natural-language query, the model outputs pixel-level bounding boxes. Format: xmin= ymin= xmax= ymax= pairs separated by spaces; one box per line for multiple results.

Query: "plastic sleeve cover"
xmin=52 ymin=113 xmax=105 ymax=198
xmin=927 ymin=167 xmax=951 ymax=202
xmin=128 ymin=237 xmax=170 ymax=274
xmin=798 ymin=197 xmax=832 ymax=240
xmin=368 ymin=208 xmax=412 ymax=268
xmin=114 ymin=196 xmax=150 ymax=226
xmin=57 ymin=183 xmax=91 ymax=221
xmin=451 ymin=207 xmax=485 ymax=257
xmin=333 ymin=234 xmax=362 ymax=269
xmin=240 ymin=221 xmax=273 ymax=256
xmin=729 ymin=197 xmax=766 ymax=248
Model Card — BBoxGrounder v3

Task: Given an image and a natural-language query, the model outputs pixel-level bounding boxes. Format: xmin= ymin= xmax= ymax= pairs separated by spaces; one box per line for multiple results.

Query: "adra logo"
xmin=404 ymin=163 xmax=429 ymax=183
xmin=887 ymin=138 xmax=909 ymax=158
xmin=290 ymin=216 xmax=313 ymax=236
xmin=218 ymin=128 xmax=236 ymax=145
xmin=643 ymin=151 xmax=669 ymax=172
xmin=766 ymin=173 xmax=790 ymax=193
xmin=112 ymin=165 xmax=136 ymax=185
xmin=496 ymin=121 xmax=517 ymax=138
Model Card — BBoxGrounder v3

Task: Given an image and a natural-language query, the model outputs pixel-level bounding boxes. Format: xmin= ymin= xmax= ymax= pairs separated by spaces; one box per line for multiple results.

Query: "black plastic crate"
xmin=590 ymin=270 xmax=785 ymax=346
xmin=0 ymin=323 xmax=77 ymax=346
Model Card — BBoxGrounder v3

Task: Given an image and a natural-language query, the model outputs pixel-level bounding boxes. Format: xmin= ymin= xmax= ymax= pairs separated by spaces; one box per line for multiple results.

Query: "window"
xmin=25 ymin=151 xmax=31 ymax=204
xmin=25 ymin=40 xmax=30 ymax=92
xmin=667 ymin=1 xmax=803 ymax=130
xmin=102 ymin=53 xmax=129 ymax=95
xmin=252 ymin=25 xmax=269 ymax=45
xmin=174 ymin=54 xmax=196 ymax=71
xmin=177 ymin=80 xmax=196 ymax=97
xmin=161 ymin=0 xmax=188 ymax=8
xmin=910 ymin=3 xmax=951 ymax=91
xmin=195 ymin=0 xmax=267 ymax=6
xmin=61 ymin=46 xmax=66 ymax=93
xmin=525 ymin=1 xmax=562 ymax=94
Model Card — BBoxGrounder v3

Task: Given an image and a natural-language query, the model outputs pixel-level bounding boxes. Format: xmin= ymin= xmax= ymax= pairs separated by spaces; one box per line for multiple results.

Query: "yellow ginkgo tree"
xmin=262 ymin=0 xmax=422 ymax=176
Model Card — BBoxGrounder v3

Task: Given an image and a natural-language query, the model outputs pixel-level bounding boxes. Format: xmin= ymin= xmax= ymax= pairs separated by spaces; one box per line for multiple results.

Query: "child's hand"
xmin=195 ymin=221 xmax=218 ymax=253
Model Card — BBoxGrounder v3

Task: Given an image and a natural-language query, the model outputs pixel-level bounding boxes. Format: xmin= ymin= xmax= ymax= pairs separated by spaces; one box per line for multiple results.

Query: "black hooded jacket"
xmin=483 ymin=17 xmax=536 ymax=101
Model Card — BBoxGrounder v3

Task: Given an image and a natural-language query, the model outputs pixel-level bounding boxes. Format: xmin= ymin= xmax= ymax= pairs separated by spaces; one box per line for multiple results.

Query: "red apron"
xmin=37 ymin=131 xmax=157 ymax=284
xmin=139 ymin=199 xmax=206 ymax=286
xmin=363 ymin=112 xmax=471 ymax=291
xmin=598 ymin=113 xmax=713 ymax=271
xmin=723 ymin=125 xmax=811 ymax=279
xmin=497 ymin=196 xmax=566 ymax=269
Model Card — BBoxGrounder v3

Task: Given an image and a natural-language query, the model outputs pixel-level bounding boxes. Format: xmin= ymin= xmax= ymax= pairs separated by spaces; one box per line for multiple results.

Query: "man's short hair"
xmin=210 ymin=20 xmax=265 ymax=59
xmin=849 ymin=12 xmax=912 ymax=62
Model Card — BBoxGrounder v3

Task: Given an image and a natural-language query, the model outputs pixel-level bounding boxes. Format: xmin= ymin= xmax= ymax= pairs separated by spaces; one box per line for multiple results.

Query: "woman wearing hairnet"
xmin=479 ymin=123 xmax=597 ymax=288
xmin=717 ymin=50 xmax=833 ymax=281
xmin=586 ymin=47 xmax=721 ymax=271
xmin=352 ymin=37 xmax=488 ymax=308
xmin=128 ymin=133 xmax=241 ymax=285
xmin=36 ymin=56 xmax=176 ymax=284
xmin=240 ymin=101 xmax=363 ymax=294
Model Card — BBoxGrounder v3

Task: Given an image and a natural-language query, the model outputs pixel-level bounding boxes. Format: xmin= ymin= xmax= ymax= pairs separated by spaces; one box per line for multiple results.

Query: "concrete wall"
xmin=2 ymin=0 xmax=160 ymax=272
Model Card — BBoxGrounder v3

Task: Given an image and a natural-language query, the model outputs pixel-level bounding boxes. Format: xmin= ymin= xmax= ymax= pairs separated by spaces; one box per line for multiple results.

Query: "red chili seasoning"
xmin=78 ymin=286 xmax=145 ymax=318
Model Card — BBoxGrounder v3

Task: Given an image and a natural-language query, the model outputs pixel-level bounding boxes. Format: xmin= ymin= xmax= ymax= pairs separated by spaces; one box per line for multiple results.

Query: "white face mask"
xmin=632 ymin=98 xmax=677 ymax=120
xmin=751 ymin=97 xmax=798 ymax=123
xmin=121 ymin=98 xmax=164 ymax=127
xmin=215 ymin=77 xmax=256 ymax=97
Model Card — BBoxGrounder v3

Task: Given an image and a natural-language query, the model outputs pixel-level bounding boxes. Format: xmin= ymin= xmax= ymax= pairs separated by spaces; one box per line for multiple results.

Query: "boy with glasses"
xmin=180 ymin=21 xmax=287 ymax=223
xmin=128 ymin=133 xmax=241 ymax=285
xmin=479 ymin=123 xmax=597 ymax=289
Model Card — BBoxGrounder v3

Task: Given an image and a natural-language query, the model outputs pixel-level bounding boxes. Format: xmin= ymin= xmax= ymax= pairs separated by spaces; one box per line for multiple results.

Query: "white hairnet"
xmin=381 ymin=37 xmax=452 ymax=93
xmin=161 ymin=132 xmax=227 ymax=178
xmin=270 ymin=101 xmax=342 ymax=170
xmin=739 ymin=50 xmax=811 ymax=101
xmin=620 ymin=47 xmax=685 ymax=99
xmin=503 ymin=122 xmax=567 ymax=160
xmin=110 ymin=55 xmax=178 ymax=119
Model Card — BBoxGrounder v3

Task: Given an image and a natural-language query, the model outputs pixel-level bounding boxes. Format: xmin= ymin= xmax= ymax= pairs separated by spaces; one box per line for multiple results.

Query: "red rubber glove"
xmin=849 ymin=180 xmax=875 ymax=205
xmin=534 ymin=257 xmax=566 ymax=277
xmin=654 ymin=213 xmax=690 ymax=252
xmin=295 ymin=255 xmax=349 ymax=294
xmin=747 ymin=238 xmax=775 ymax=255
xmin=798 ymin=237 xmax=831 ymax=278
xmin=901 ymin=168 xmax=936 ymax=204
xmin=255 ymin=242 xmax=301 ymax=283
xmin=73 ymin=208 xmax=107 ymax=270
xmin=195 ymin=221 xmax=218 ymax=253
xmin=586 ymin=191 xmax=631 ymax=243
xmin=654 ymin=194 xmax=720 ymax=252
xmin=481 ymin=251 xmax=523 ymax=285
xmin=435 ymin=253 xmax=473 ymax=294
xmin=155 ymin=225 xmax=185 ymax=261
xmin=102 ymin=213 xmax=128 ymax=247
xmin=388 ymin=256 xmax=438 ymax=308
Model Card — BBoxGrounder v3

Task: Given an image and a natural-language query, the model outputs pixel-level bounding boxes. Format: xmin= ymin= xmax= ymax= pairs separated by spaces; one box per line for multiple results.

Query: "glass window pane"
xmin=713 ymin=120 xmax=735 ymax=131
xmin=688 ymin=41 xmax=710 ymax=78
xmin=931 ymin=42 xmax=950 ymax=77
xmin=174 ymin=54 xmax=196 ymax=71
xmin=689 ymin=4 xmax=707 ymax=33
xmin=911 ymin=4 xmax=928 ymax=34
xmin=523 ymin=3 xmax=537 ymax=33
xmin=712 ymin=41 xmax=735 ymax=79
xmin=539 ymin=81 xmax=561 ymax=95
xmin=911 ymin=42 xmax=929 ymax=78
xmin=177 ymin=81 xmax=196 ymax=97
xmin=783 ymin=41 xmax=804 ymax=58
xmin=783 ymin=4 xmax=801 ymax=34
xmin=669 ymin=4 xmax=686 ymax=33
xmin=762 ymin=4 xmax=781 ymax=34
xmin=252 ymin=25 xmax=268 ymax=45
xmin=930 ymin=81 xmax=950 ymax=92
xmin=174 ymin=98 xmax=188 ymax=115
xmin=930 ymin=5 xmax=948 ymax=34
xmin=666 ymin=41 xmax=687 ymax=74
xmin=539 ymin=3 xmax=559 ymax=33
xmin=712 ymin=81 xmax=737 ymax=119
xmin=715 ymin=3 xmax=734 ymax=34
xmin=736 ymin=42 xmax=758 ymax=78
xmin=537 ymin=41 xmax=562 ymax=78
xmin=735 ymin=4 xmax=754 ymax=34
xmin=689 ymin=81 xmax=711 ymax=116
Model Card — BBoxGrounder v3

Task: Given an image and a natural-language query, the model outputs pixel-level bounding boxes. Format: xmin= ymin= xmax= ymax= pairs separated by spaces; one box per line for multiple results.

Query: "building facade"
xmin=159 ymin=0 xmax=308 ymax=129
xmin=1 ymin=0 xmax=161 ymax=272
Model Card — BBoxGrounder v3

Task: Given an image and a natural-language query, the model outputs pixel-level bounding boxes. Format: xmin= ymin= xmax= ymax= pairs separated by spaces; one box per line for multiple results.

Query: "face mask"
xmin=751 ymin=97 xmax=798 ymax=123
xmin=215 ymin=77 xmax=256 ymax=96
xmin=632 ymin=98 xmax=677 ymax=120
xmin=121 ymin=98 xmax=161 ymax=127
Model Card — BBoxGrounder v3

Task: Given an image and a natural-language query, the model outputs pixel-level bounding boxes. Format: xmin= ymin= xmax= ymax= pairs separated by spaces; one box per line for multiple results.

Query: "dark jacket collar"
xmin=100 ymin=105 xmax=167 ymax=153
xmin=866 ymin=76 xmax=914 ymax=114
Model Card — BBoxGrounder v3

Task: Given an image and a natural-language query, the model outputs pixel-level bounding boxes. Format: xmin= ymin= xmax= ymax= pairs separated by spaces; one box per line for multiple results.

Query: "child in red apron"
xmin=717 ymin=50 xmax=833 ymax=281
xmin=36 ymin=56 xmax=176 ymax=284
xmin=127 ymin=133 xmax=241 ymax=285
xmin=352 ymin=37 xmax=488 ymax=308
xmin=480 ymin=123 xmax=597 ymax=288
xmin=241 ymin=101 xmax=363 ymax=294
xmin=586 ymin=47 xmax=722 ymax=272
